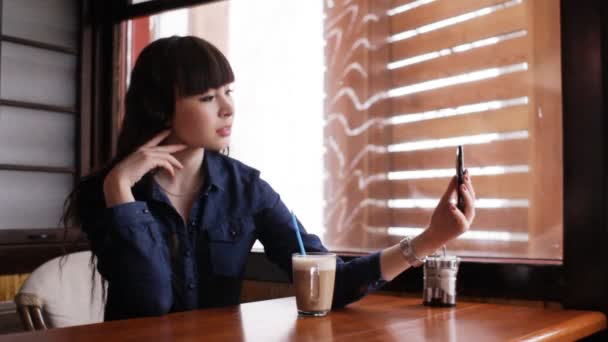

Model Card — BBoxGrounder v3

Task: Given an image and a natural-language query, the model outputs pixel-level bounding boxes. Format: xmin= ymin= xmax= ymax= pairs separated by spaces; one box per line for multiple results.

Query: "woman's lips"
xmin=216 ymin=126 xmax=231 ymax=137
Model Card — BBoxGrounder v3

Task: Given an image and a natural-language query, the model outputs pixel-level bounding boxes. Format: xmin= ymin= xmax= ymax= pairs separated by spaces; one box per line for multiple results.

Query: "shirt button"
xmin=188 ymin=282 xmax=196 ymax=290
xmin=184 ymin=250 xmax=192 ymax=257
xmin=230 ymin=230 xmax=237 ymax=237
xmin=142 ymin=209 xmax=149 ymax=214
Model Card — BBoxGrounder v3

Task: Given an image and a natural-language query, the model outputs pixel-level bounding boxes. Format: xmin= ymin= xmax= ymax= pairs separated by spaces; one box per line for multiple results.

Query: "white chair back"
xmin=15 ymin=251 xmax=106 ymax=329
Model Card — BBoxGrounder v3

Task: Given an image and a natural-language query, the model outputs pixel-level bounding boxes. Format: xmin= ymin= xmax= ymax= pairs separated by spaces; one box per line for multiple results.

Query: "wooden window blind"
xmin=323 ymin=0 xmax=562 ymax=260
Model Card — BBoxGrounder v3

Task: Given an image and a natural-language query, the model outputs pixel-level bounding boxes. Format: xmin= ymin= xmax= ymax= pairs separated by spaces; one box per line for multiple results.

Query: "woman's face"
xmin=172 ymin=83 xmax=234 ymax=150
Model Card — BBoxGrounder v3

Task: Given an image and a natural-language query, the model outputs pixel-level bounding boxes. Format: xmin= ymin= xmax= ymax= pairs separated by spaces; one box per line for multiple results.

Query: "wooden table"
xmin=0 ymin=293 xmax=605 ymax=341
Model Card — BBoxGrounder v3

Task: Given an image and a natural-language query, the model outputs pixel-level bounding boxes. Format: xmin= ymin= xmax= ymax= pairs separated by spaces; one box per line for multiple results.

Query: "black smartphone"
xmin=456 ymin=145 xmax=465 ymax=212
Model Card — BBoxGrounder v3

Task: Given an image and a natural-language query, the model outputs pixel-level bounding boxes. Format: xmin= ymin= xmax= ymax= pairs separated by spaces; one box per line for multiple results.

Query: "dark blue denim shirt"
xmin=78 ymin=151 xmax=386 ymax=321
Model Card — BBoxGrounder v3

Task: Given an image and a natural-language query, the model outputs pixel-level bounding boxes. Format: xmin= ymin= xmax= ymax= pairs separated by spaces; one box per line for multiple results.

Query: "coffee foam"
xmin=293 ymin=256 xmax=336 ymax=271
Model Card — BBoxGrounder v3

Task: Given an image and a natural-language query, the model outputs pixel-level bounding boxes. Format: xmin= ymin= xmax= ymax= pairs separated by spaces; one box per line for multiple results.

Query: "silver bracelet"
xmin=399 ymin=236 xmax=425 ymax=267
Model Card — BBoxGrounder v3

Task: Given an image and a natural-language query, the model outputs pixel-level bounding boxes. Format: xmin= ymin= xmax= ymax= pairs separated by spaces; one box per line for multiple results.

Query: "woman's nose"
xmin=219 ymin=98 xmax=233 ymax=118
xmin=219 ymin=105 xmax=233 ymax=118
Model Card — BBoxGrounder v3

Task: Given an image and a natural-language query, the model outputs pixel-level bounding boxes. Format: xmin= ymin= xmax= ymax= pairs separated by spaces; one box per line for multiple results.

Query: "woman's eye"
xmin=200 ymin=95 xmax=214 ymax=102
xmin=226 ymin=89 xmax=234 ymax=96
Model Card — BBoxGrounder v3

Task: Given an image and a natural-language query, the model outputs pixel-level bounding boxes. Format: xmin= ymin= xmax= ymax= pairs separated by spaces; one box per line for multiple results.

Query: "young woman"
xmin=64 ymin=36 xmax=476 ymax=321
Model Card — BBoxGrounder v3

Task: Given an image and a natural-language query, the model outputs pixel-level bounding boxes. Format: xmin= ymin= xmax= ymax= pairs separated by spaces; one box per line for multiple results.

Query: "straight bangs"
xmin=171 ymin=36 xmax=235 ymax=97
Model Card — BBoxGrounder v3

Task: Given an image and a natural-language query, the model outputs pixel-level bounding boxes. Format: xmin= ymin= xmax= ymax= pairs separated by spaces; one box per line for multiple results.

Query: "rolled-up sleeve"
xmin=253 ymin=177 xmax=387 ymax=308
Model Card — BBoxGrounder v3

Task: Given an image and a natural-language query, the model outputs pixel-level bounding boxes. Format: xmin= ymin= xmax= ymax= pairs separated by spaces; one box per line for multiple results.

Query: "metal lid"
xmin=424 ymin=255 xmax=460 ymax=269
xmin=438 ymin=258 xmax=460 ymax=269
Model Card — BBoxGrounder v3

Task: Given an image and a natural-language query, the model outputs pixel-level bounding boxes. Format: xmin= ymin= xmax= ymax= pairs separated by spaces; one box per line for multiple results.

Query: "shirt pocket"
xmin=207 ymin=216 xmax=255 ymax=277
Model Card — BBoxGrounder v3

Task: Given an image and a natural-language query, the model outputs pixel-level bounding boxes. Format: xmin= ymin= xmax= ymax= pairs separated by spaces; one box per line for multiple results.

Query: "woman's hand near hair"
xmin=103 ymin=129 xmax=187 ymax=207
xmin=380 ymin=170 xmax=476 ymax=281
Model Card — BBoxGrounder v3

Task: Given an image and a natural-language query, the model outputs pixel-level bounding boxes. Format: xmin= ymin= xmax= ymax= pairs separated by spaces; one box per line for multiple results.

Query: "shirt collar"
xmin=204 ymin=151 xmax=226 ymax=193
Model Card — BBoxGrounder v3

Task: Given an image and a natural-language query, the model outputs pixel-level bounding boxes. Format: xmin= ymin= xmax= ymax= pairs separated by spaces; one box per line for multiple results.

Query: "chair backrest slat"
xmin=31 ymin=307 xmax=47 ymax=330
xmin=16 ymin=305 xmax=35 ymax=331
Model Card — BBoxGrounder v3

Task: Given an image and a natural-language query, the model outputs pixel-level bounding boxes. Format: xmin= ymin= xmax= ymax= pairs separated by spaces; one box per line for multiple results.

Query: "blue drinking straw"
xmin=291 ymin=210 xmax=306 ymax=256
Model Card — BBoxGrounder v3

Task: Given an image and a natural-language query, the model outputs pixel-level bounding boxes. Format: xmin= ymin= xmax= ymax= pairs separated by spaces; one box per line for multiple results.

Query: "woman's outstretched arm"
xmin=380 ymin=171 xmax=476 ymax=281
xmin=255 ymin=170 xmax=475 ymax=308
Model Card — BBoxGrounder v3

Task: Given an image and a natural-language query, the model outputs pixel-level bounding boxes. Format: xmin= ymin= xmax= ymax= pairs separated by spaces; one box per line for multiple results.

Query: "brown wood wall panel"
xmin=391 ymin=106 xmax=529 ymax=143
xmin=389 ymin=173 xmax=529 ymax=199
xmin=391 ymin=0 xmax=509 ymax=35
xmin=391 ymin=71 xmax=530 ymax=114
xmin=391 ymin=3 xmax=526 ymax=62
xmin=0 ymin=274 xmax=28 ymax=302
xmin=391 ymin=35 xmax=528 ymax=87
xmin=390 ymin=139 xmax=530 ymax=171
xmin=391 ymin=207 xmax=528 ymax=232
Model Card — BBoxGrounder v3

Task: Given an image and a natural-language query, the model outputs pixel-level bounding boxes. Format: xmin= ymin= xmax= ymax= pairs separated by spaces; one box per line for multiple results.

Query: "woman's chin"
xmin=217 ymin=143 xmax=230 ymax=151
xmin=185 ymin=138 xmax=229 ymax=151
xmin=199 ymin=142 xmax=230 ymax=151
xmin=215 ymin=139 xmax=231 ymax=151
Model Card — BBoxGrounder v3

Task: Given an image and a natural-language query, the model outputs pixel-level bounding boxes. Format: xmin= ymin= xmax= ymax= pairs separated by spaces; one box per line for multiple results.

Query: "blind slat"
xmin=391 ymin=106 xmax=529 ymax=143
xmin=391 ymin=207 xmax=528 ymax=232
xmin=392 ymin=72 xmax=529 ymax=113
xmin=391 ymin=0 xmax=509 ymax=36
xmin=391 ymin=34 xmax=528 ymax=88
xmin=444 ymin=240 xmax=529 ymax=257
xmin=391 ymin=2 xmax=526 ymax=62
xmin=389 ymin=173 xmax=529 ymax=199
xmin=390 ymin=139 xmax=530 ymax=171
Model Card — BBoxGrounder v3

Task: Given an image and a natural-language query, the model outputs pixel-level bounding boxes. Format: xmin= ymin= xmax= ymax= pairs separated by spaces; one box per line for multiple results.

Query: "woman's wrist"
xmin=103 ymin=174 xmax=135 ymax=207
xmin=411 ymin=227 xmax=448 ymax=259
xmin=381 ymin=228 xmax=451 ymax=281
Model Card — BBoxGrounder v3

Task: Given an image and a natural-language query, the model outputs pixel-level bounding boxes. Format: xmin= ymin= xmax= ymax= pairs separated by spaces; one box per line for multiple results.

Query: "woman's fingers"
xmin=450 ymin=203 xmax=469 ymax=228
xmin=440 ymin=176 xmax=458 ymax=204
xmin=153 ymin=159 xmax=177 ymax=177
xmin=142 ymin=129 xmax=172 ymax=148
xmin=164 ymin=154 xmax=184 ymax=170
xmin=460 ymin=182 xmax=476 ymax=222
xmin=150 ymin=144 xmax=188 ymax=153
xmin=464 ymin=169 xmax=476 ymax=201
xmin=147 ymin=152 xmax=184 ymax=170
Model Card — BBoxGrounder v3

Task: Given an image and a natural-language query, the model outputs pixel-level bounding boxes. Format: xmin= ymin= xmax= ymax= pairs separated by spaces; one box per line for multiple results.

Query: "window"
xmin=324 ymin=0 xmax=562 ymax=260
xmin=117 ymin=0 xmax=562 ymax=262
xmin=122 ymin=1 xmax=325 ymax=247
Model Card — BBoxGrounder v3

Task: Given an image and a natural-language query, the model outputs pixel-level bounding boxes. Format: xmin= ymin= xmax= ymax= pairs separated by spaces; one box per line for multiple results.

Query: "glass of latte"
xmin=292 ymin=252 xmax=336 ymax=317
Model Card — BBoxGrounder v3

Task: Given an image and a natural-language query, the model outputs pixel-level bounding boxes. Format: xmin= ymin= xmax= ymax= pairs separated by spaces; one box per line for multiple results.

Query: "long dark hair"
xmin=61 ymin=36 xmax=235 ymax=304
